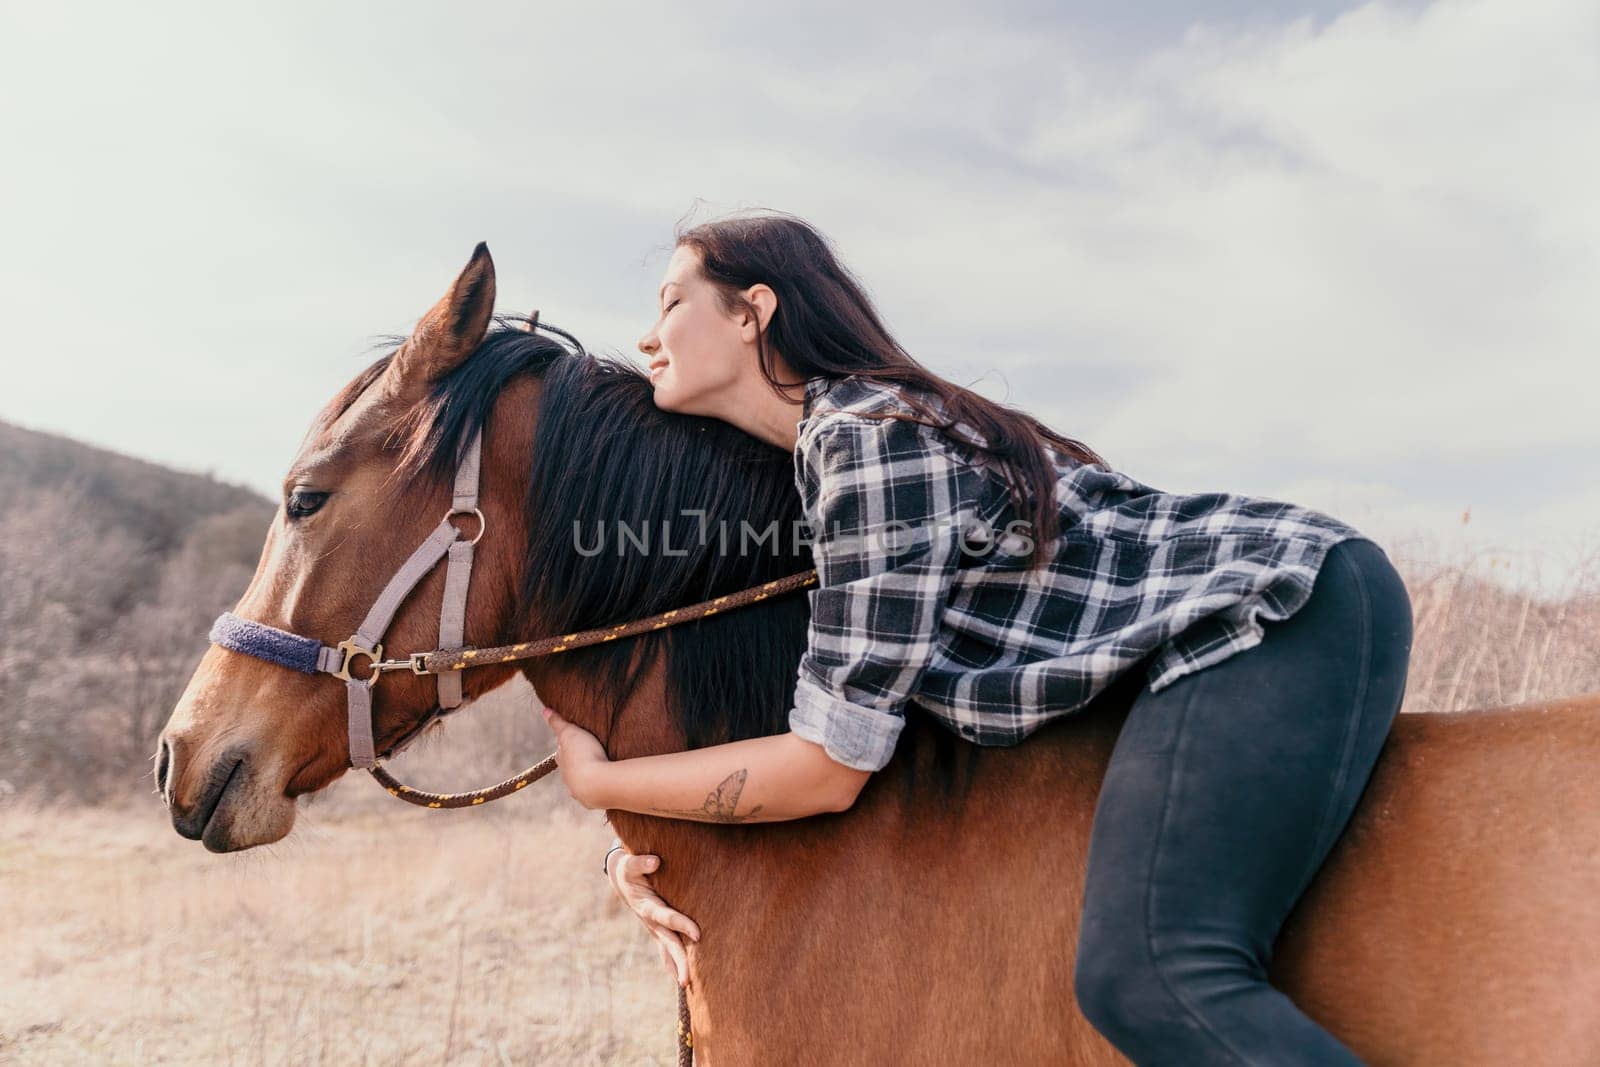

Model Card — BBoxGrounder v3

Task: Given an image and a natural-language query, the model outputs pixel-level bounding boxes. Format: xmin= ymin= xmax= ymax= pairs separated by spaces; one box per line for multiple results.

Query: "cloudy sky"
xmin=2 ymin=0 xmax=1595 ymax=596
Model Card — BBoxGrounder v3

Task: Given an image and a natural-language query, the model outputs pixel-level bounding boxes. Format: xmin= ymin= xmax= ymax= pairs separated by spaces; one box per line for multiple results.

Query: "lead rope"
xmin=367 ymin=565 xmax=820 ymax=807
xmin=678 ymin=988 xmax=693 ymax=1065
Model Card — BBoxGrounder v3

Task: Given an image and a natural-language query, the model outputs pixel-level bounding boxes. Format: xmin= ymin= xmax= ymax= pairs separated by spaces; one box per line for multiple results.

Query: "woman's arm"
xmin=543 ymin=707 xmax=870 ymax=823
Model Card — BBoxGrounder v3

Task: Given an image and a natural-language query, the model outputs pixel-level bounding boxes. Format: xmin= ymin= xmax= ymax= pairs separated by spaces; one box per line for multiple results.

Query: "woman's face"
xmin=638 ymin=244 xmax=758 ymax=415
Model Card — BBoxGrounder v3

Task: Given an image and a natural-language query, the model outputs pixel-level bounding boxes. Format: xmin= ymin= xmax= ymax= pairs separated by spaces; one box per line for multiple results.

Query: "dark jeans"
xmin=1073 ymin=536 xmax=1413 ymax=1066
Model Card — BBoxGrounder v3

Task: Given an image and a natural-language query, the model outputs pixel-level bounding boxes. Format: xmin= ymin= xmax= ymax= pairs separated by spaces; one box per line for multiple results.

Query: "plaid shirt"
xmin=786 ymin=373 xmax=1372 ymax=772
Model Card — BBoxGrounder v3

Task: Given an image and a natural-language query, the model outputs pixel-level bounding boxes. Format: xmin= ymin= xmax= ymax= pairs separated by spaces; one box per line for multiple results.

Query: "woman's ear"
xmin=740 ymin=283 xmax=779 ymax=340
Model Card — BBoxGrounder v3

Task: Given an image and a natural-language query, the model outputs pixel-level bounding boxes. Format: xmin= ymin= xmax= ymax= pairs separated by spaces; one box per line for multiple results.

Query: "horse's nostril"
xmin=156 ymin=737 xmax=171 ymax=799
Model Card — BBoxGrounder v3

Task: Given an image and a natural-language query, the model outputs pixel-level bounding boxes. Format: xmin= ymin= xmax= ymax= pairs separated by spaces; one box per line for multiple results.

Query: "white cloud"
xmin=0 ymin=0 xmax=1593 ymax=590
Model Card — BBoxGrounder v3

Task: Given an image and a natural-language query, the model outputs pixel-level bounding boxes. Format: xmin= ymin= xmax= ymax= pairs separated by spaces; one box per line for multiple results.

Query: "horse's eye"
xmin=286 ymin=489 xmax=331 ymax=520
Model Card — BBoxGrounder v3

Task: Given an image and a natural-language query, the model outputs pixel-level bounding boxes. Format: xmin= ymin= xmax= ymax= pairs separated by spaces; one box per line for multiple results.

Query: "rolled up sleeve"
xmin=787 ymin=413 xmax=993 ymax=772
xmin=789 ymin=674 xmax=907 ymax=772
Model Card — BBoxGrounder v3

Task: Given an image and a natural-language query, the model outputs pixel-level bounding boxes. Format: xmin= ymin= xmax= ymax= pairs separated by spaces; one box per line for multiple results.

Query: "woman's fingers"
xmin=634 ymin=893 xmax=700 ymax=943
xmin=640 ymin=899 xmax=697 ymax=941
xmin=618 ymin=854 xmax=701 ymax=942
xmin=605 ymin=848 xmax=694 ymax=987
xmin=652 ymin=903 xmax=701 ymax=943
xmin=612 ymin=852 xmax=654 ymax=895
xmin=620 ymin=852 xmax=660 ymax=879
xmin=656 ymin=929 xmax=689 ymax=987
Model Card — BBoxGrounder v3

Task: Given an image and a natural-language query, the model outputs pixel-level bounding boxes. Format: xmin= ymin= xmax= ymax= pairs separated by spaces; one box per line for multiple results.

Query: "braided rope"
xmin=414 ymin=567 xmax=820 ymax=675
xmin=365 ymin=567 xmax=817 ymax=808
xmin=678 ymin=984 xmax=693 ymax=1065
xmin=367 ymin=752 xmax=559 ymax=808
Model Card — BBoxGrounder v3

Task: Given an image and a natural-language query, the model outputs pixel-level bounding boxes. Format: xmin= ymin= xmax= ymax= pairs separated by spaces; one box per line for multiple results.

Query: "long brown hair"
xmin=676 ymin=209 xmax=1108 ymax=569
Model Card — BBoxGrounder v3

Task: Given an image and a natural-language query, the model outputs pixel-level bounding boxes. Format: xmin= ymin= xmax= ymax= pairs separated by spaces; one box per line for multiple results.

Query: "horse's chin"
xmin=201 ymin=780 xmax=298 ymax=853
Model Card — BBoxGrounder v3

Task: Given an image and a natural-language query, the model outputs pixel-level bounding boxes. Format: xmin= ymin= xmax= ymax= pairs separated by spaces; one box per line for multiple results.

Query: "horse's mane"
xmin=335 ymin=316 xmax=975 ymax=803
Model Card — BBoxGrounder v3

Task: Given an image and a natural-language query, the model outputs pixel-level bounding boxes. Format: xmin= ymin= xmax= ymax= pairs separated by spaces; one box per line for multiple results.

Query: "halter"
xmin=209 ymin=426 xmax=490 ymax=769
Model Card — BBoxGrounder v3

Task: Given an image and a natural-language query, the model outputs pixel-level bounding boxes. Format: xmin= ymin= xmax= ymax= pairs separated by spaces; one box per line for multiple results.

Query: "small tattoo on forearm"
xmin=650 ymin=769 xmax=766 ymax=823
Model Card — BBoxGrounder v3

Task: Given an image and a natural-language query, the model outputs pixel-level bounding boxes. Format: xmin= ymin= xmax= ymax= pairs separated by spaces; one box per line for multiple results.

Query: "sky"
xmin=2 ymin=0 xmax=1596 ymax=597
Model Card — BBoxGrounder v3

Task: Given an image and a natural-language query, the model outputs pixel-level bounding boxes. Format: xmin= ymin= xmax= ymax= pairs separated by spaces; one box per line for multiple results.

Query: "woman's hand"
xmin=606 ymin=844 xmax=702 ymax=988
xmin=542 ymin=706 xmax=610 ymax=808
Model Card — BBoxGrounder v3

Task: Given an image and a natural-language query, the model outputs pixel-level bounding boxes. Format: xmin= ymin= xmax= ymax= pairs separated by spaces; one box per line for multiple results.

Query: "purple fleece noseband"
xmin=209 ymin=612 xmax=327 ymax=674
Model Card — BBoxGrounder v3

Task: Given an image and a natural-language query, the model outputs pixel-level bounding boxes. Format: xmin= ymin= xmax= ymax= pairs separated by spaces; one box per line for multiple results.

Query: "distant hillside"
xmin=0 ymin=418 xmax=270 ymax=555
xmin=0 ymin=419 xmax=275 ymax=801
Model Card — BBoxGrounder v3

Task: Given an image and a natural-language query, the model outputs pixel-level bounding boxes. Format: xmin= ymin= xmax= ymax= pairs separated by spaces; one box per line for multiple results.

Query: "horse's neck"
xmin=521 ymin=656 xmax=742 ymax=905
xmin=524 ymin=648 xmax=686 ymax=756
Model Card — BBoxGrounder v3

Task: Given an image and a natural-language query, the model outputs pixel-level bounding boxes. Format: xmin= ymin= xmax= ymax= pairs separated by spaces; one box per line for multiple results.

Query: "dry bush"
xmin=1386 ymin=531 xmax=1600 ymax=713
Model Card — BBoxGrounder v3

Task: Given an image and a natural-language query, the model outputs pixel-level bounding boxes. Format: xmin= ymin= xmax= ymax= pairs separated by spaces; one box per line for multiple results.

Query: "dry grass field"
xmin=1 ymin=684 xmax=683 ymax=1066
xmin=4 ymin=538 xmax=1599 ymax=1065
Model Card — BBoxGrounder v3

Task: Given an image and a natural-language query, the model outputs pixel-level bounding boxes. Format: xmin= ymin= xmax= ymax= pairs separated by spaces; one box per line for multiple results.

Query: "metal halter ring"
xmin=446 ymin=506 xmax=487 ymax=546
xmin=333 ymin=638 xmax=384 ymax=687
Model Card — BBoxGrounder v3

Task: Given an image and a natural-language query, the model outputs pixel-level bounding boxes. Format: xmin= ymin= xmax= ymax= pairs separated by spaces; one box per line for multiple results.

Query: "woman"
xmin=541 ymin=210 xmax=1413 ymax=1064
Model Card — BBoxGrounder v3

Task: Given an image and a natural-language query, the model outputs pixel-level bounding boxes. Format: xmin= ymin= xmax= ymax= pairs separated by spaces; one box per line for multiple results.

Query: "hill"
xmin=0 ymin=419 xmax=274 ymax=800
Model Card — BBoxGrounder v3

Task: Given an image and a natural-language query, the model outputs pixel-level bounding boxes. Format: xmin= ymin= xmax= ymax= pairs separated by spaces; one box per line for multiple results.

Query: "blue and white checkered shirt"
xmin=786 ymin=373 xmax=1372 ymax=772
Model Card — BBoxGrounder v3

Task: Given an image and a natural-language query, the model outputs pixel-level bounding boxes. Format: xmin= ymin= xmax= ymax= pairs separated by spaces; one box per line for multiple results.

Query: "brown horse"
xmin=158 ymin=247 xmax=1600 ymax=1065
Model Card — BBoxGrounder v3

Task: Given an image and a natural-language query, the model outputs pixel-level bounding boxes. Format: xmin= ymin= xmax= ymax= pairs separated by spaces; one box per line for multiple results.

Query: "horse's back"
xmin=689 ymin=692 xmax=1600 ymax=1064
xmin=1272 ymin=694 xmax=1600 ymax=1064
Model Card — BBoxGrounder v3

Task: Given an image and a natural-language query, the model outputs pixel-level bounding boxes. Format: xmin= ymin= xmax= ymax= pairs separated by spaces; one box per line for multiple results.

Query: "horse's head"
xmin=156 ymin=244 xmax=540 ymax=851
xmin=158 ymin=242 xmax=813 ymax=853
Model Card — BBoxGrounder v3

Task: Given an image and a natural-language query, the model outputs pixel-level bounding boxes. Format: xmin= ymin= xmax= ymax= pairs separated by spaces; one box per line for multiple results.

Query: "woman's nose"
xmin=638 ymin=331 xmax=658 ymax=356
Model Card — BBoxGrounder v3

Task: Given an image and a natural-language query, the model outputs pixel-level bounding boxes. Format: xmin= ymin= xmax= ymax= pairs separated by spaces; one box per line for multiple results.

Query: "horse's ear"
xmin=393 ymin=242 xmax=497 ymax=384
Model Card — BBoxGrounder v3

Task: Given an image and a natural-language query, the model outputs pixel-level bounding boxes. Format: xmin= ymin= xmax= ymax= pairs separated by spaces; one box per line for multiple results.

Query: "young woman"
xmin=541 ymin=211 xmax=1413 ymax=1064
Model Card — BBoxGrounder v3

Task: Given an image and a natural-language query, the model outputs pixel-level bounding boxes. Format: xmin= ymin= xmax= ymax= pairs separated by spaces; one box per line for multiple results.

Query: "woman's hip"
xmin=1080 ymin=535 xmax=1416 ymax=950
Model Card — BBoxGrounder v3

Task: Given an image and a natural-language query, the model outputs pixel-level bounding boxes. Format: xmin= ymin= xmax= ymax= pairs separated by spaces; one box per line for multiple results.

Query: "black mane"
xmin=381 ymin=315 xmax=975 ymax=802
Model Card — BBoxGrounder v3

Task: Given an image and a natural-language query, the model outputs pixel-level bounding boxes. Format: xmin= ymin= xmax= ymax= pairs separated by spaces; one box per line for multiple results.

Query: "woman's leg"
xmin=1073 ymin=537 xmax=1413 ymax=1065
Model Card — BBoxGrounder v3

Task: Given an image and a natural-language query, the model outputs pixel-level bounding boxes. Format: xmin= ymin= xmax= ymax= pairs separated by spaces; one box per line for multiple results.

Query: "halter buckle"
xmin=409 ymin=651 xmax=434 ymax=676
xmin=333 ymin=638 xmax=384 ymax=687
